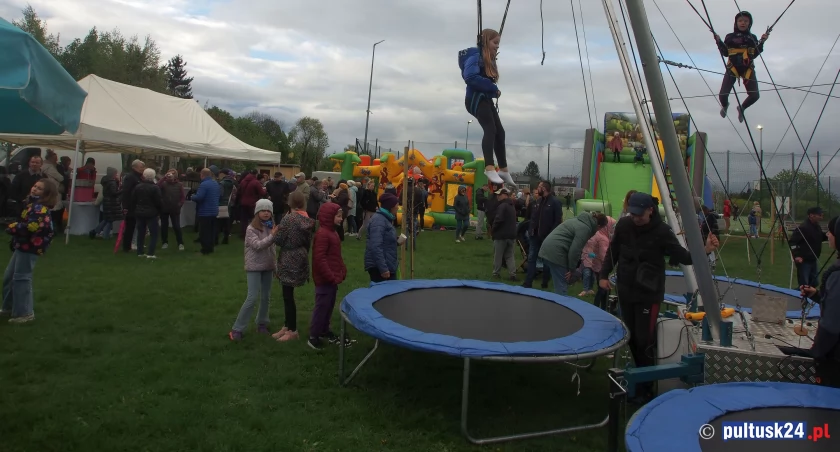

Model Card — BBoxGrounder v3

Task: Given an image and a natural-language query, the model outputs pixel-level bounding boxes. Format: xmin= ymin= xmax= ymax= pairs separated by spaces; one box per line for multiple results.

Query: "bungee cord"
xmin=571 ymin=0 xmax=593 ymax=129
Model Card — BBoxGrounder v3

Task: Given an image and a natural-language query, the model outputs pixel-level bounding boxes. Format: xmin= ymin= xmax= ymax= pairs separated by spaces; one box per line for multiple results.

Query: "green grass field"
xmin=0 ymin=214 xmax=824 ymax=451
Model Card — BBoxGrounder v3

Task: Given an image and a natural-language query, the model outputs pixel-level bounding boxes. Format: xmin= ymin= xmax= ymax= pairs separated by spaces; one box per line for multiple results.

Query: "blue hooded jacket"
xmin=458 ymin=47 xmax=499 ymax=114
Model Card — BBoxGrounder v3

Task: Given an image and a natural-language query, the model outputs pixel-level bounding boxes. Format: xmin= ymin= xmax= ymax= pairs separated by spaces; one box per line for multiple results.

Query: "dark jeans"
xmin=135 ymin=216 xmax=160 ymax=256
xmin=620 ymin=299 xmax=660 ymax=370
xmin=216 ymin=217 xmax=231 ymax=244
xmin=719 ymin=70 xmax=759 ymax=110
xmin=368 ymin=268 xmax=398 ymax=283
xmin=122 ymin=215 xmax=137 ymax=252
xmin=346 ymin=215 xmax=356 ymax=234
xmin=468 ymin=98 xmax=506 ymax=168
xmin=594 ymin=287 xmax=610 ymax=311
xmin=310 ymin=284 xmax=337 ymax=338
xmin=197 ymin=216 xmax=216 ymax=254
xmin=282 ymin=284 xmax=297 ymax=332
xmin=523 ymin=235 xmax=550 ymax=288
xmin=240 ymin=205 xmax=255 ymax=237
xmin=160 ymin=212 xmax=183 ymax=245
xmin=797 ymin=259 xmax=819 ymax=288
xmin=51 ymin=208 xmax=65 ymax=234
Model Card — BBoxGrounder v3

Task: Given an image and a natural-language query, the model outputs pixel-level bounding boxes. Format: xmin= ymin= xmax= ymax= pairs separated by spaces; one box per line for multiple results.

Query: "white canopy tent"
xmin=0 ymin=74 xmax=281 ymax=161
xmin=0 ymin=74 xmax=282 ymax=243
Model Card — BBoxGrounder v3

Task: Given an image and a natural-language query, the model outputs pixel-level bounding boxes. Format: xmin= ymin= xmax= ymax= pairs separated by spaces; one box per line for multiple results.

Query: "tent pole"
xmin=65 ymin=139 xmax=81 ymax=244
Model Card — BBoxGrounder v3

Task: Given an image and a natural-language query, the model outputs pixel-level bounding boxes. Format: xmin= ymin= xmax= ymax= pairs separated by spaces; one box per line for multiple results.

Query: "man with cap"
xmin=491 ymin=188 xmax=518 ymax=280
xmin=294 ymin=172 xmax=310 ymax=210
xmin=791 ymin=206 xmax=828 ymax=288
xmin=599 ymin=192 xmax=719 ymax=403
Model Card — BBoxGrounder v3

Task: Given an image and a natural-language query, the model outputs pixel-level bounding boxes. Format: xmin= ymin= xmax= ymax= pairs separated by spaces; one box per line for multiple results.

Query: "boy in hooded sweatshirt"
xmin=714 ymin=11 xmax=769 ymax=122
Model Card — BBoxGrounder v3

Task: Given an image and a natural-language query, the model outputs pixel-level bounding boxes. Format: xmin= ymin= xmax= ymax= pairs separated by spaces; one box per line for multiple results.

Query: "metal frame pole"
xmin=362 ymin=40 xmax=385 ymax=154
xmin=601 ymin=0 xmax=700 ymax=300
xmin=623 ymin=0 xmax=722 ymax=340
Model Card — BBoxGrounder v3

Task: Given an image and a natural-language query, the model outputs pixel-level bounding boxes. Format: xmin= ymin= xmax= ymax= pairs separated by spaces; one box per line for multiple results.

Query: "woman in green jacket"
xmin=538 ymin=212 xmax=607 ymax=295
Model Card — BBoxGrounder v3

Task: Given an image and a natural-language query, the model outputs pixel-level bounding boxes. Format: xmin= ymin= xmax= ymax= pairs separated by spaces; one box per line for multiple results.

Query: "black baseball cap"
xmin=627 ymin=192 xmax=655 ymax=215
xmin=807 ymin=206 xmax=824 ymax=216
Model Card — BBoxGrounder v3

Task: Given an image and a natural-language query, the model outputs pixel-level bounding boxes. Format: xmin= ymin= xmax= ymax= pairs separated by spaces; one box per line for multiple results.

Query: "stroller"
xmin=515 ymin=220 xmax=543 ymax=274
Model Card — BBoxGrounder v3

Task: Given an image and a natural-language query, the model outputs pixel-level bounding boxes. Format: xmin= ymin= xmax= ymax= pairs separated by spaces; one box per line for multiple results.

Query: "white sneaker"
xmin=498 ymin=170 xmax=516 ymax=187
xmin=178 ymin=244 xmax=185 ymax=251
xmin=162 ymin=243 xmax=169 ymax=249
xmin=138 ymin=254 xmax=146 ymax=258
xmin=456 ymin=238 xmax=461 ymax=243
xmin=720 ymin=105 xmax=728 ymax=118
xmin=484 ymin=169 xmax=503 ymax=184
xmin=146 ymin=255 xmax=157 ymax=259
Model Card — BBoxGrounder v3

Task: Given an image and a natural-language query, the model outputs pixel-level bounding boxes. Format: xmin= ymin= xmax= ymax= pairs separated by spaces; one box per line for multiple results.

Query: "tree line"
xmin=10 ymin=5 xmax=331 ymax=175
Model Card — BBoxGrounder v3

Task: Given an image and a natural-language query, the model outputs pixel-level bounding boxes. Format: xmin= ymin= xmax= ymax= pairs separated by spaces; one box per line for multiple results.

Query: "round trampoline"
xmin=341 ymin=279 xmax=628 ymax=358
xmin=664 ymin=270 xmax=820 ymax=319
xmin=338 ymin=279 xmax=629 ymax=445
xmin=626 ymin=382 xmax=840 ymax=452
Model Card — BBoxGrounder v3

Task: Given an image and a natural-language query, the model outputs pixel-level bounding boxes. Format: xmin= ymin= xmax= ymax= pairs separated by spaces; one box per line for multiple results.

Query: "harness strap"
xmin=727 ymin=48 xmax=755 ymax=83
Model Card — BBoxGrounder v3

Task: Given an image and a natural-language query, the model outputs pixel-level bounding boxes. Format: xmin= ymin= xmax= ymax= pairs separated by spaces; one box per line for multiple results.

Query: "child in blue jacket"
xmin=459 ymin=29 xmax=514 ymax=188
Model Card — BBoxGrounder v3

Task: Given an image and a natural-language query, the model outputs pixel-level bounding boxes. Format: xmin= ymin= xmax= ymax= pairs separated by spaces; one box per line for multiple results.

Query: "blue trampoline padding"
xmin=625 ymin=382 xmax=840 ymax=452
xmin=342 ymin=279 xmax=628 ymax=358
xmin=663 ymin=270 xmax=821 ymax=319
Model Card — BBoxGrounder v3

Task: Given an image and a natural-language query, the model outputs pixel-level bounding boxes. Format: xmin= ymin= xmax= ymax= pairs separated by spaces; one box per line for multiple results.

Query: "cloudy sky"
xmin=3 ymin=0 xmax=839 ymax=182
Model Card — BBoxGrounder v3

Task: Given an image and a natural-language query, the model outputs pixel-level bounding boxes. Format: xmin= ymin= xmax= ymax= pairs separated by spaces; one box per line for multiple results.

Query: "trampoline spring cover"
xmin=340 ymin=279 xmax=628 ymax=358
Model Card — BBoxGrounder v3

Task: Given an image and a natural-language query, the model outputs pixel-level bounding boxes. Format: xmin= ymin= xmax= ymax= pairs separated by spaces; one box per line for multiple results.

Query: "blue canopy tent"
xmin=0 ymin=17 xmax=86 ymax=135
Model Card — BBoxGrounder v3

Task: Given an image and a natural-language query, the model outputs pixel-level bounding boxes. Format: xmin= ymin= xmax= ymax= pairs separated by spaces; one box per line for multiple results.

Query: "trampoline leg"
xmin=607 ymin=369 xmax=627 ymax=452
xmin=459 ymin=357 xmax=612 ymax=445
xmin=339 ymin=318 xmax=380 ymax=386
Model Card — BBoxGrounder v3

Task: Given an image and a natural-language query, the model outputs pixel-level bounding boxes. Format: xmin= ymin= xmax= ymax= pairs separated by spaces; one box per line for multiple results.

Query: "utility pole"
xmin=623 ymin=0 xmax=722 ymax=341
xmin=362 ymin=40 xmax=385 ymax=155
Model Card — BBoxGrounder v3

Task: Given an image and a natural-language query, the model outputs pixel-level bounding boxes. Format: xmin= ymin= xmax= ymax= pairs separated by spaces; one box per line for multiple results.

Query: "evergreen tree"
xmin=166 ymin=55 xmax=194 ymax=99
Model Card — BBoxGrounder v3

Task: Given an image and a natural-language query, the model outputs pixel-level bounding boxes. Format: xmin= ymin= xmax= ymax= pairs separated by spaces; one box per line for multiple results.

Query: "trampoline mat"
xmin=665 ymin=275 xmax=801 ymax=312
xmin=373 ymin=287 xmax=585 ymax=343
xmin=702 ymin=406 xmax=840 ymax=451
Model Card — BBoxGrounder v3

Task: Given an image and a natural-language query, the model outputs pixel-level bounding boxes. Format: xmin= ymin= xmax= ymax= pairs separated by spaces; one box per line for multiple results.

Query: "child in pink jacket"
xmin=579 ymin=216 xmax=616 ymax=297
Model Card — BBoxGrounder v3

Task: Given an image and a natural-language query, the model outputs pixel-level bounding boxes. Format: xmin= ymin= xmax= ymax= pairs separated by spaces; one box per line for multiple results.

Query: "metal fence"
xmin=356 ymin=138 xmax=583 ymax=180
xmin=355 ymin=139 xmax=838 ymax=219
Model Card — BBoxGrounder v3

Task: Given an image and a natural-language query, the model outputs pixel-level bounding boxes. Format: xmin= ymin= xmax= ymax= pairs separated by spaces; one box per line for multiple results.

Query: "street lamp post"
xmin=465 ymin=120 xmax=473 ymax=150
xmin=362 ymin=39 xmax=385 ymax=154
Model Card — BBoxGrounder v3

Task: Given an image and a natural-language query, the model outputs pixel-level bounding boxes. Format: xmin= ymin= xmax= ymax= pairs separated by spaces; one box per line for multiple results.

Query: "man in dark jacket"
xmin=492 ymin=188 xmax=518 ymax=280
xmin=523 ymin=180 xmax=563 ymax=288
xmin=791 ymin=206 xmax=828 ymax=288
xmin=121 ymin=159 xmax=145 ymax=253
xmin=800 ymin=216 xmax=840 ymax=388
xmin=475 ymin=183 xmax=488 ymax=239
xmin=357 ymin=179 xmax=378 ymax=240
xmin=131 ymin=169 xmax=163 ymax=258
xmin=10 ymin=155 xmax=44 ymax=205
xmin=265 ymin=172 xmax=290 ymax=220
xmin=599 ymin=192 xmax=718 ymax=402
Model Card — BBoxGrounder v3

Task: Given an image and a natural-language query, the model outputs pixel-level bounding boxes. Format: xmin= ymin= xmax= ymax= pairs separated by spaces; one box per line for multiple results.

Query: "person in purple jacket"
xmin=459 ymin=28 xmax=514 ymax=188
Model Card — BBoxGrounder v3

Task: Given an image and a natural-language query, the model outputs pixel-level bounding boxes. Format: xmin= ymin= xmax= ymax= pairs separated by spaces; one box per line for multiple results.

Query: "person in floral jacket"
xmin=2 ymin=179 xmax=60 ymax=323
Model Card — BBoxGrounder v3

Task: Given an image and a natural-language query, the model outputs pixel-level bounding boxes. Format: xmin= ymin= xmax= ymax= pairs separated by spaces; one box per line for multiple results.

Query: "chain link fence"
xmin=355 ymin=139 xmax=583 ymax=180
xmin=354 ymin=139 xmax=838 ymax=220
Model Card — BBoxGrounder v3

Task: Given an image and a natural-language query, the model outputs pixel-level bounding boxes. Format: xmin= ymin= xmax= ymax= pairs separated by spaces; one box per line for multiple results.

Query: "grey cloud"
xmin=5 ymin=0 xmax=839 ymax=175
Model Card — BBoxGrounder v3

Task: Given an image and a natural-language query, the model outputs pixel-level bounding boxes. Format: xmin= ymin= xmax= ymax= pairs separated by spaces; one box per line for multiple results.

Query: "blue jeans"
xmin=94 ymin=219 xmax=114 ymax=239
xmin=582 ymin=267 xmax=594 ymax=291
xmin=2 ymin=250 xmax=39 ymax=317
xmin=524 ymin=235 xmax=550 ymax=287
xmin=797 ymin=260 xmax=819 ymax=288
xmin=543 ymin=259 xmax=569 ymax=295
xmin=749 ymin=223 xmax=757 ymax=237
xmin=136 ymin=216 xmax=160 ymax=256
xmin=232 ymin=270 xmax=273 ymax=332
xmin=456 ymin=219 xmax=468 ymax=237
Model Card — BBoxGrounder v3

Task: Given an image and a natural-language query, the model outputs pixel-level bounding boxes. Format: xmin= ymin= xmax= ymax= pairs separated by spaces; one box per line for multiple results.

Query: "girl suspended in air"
xmin=459 ymin=29 xmax=515 ymax=187
xmin=714 ymin=11 xmax=769 ymax=123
